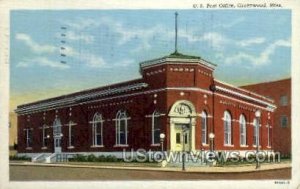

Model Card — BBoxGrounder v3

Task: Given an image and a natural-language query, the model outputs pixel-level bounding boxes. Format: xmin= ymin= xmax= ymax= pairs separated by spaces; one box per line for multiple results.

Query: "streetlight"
xmin=255 ymin=110 xmax=261 ymax=169
xmin=160 ymin=133 xmax=165 ymax=159
xmin=182 ymin=125 xmax=188 ymax=171
xmin=209 ymin=132 xmax=215 ymax=152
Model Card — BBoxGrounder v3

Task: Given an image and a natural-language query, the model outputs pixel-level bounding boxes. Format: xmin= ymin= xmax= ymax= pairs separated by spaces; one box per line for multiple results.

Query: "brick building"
xmin=15 ymin=52 xmax=277 ymax=159
xmin=242 ymin=78 xmax=291 ymax=156
xmin=9 ymin=112 xmax=18 ymax=155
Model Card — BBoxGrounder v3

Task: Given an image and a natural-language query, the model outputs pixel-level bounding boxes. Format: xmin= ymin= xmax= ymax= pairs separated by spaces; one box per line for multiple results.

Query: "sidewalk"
xmin=9 ymin=161 xmax=291 ymax=173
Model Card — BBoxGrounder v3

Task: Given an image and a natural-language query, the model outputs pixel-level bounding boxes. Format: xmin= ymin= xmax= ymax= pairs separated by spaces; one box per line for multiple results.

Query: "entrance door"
xmin=174 ymin=124 xmax=190 ymax=152
xmin=54 ymin=137 xmax=62 ymax=153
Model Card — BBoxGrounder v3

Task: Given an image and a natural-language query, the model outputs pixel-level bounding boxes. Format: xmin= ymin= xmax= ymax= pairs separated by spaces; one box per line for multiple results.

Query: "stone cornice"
xmin=140 ymin=57 xmax=216 ymax=71
xmin=15 ymin=83 xmax=148 ymax=114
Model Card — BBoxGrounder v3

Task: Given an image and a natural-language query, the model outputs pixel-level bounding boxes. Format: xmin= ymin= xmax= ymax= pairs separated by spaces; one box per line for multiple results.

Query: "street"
xmin=10 ymin=165 xmax=291 ymax=181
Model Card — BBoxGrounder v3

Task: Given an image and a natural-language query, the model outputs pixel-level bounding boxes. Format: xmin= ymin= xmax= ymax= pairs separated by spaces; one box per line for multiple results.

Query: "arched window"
xmin=115 ymin=110 xmax=129 ymax=145
xmin=91 ymin=113 xmax=103 ymax=146
xmin=201 ymin=111 xmax=208 ymax=144
xmin=223 ymin=111 xmax=232 ymax=145
xmin=253 ymin=118 xmax=259 ymax=146
xmin=152 ymin=111 xmax=161 ymax=144
xmin=239 ymin=114 xmax=247 ymax=146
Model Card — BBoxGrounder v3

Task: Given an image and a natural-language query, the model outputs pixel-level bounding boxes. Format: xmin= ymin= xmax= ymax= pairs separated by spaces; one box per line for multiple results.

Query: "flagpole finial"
xmin=175 ymin=12 xmax=178 ymax=53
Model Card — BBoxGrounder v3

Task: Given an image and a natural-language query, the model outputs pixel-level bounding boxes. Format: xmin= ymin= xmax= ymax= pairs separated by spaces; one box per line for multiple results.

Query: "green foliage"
xmin=68 ymin=154 xmax=120 ymax=162
xmin=9 ymin=155 xmax=31 ymax=161
xmin=280 ymin=153 xmax=291 ymax=160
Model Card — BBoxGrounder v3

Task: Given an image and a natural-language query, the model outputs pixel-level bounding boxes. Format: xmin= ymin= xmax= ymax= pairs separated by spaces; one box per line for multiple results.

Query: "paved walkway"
xmin=10 ymin=161 xmax=291 ymax=173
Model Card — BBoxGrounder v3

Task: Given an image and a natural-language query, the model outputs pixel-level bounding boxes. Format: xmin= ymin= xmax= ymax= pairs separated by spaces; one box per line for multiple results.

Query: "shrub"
xmin=87 ymin=154 xmax=97 ymax=162
xmin=9 ymin=155 xmax=31 ymax=161
xmin=69 ymin=154 xmax=120 ymax=162
xmin=105 ymin=155 xmax=119 ymax=162
xmin=69 ymin=154 xmax=87 ymax=162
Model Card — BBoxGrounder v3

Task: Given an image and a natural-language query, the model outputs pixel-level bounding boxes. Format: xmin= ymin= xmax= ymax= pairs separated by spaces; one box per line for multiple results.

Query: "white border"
xmin=1 ymin=1 xmax=299 ymax=189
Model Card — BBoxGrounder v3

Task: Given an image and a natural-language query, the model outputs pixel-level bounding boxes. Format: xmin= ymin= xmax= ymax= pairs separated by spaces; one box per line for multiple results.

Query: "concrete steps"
xmin=32 ymin=153 xmax=68 ymax=163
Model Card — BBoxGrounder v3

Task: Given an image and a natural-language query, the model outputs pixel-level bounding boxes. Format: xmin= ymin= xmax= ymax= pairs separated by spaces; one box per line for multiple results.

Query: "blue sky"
xmin=10 ymin=10 xmax=291 ymax=110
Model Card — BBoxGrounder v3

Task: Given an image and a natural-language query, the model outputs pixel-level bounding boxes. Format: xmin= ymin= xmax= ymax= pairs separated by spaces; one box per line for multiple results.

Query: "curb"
xmin=9 ymin=162 xmax=291 ymax=174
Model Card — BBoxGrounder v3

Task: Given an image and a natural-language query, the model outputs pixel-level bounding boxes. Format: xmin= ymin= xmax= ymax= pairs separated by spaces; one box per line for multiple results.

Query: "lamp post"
xmin=255 ymin=110 xmax=261 ymax=169
xmin=182 ymin=125 xmax=188 ymax=171
xmin=160 ymin=133 xmax=165 ymax=159
xmin=209 ymin=132 xmax=215 ymax=152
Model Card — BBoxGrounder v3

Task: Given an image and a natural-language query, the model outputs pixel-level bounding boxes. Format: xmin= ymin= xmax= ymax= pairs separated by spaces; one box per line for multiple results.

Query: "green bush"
xmin=69 ymin=154 xmax=87 ymax=162
xmin=280 ymin=153 xmax=291 ymax=160
xmin=69 ymin=154 xmax=120 ymax=162
xmin=87 ymin=154 xmax=97 ymax=162
xmin=105 ymin=155 xmax=119 ymax=162
xmin=9 ymin=155 xmax=31 ymax=161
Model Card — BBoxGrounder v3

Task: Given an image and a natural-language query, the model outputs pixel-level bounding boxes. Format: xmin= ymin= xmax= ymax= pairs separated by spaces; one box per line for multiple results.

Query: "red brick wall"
xmin=242 ymin=78 xmax=291 ymax=155
xmin=212 ymin=94 xmax=273 ymax=151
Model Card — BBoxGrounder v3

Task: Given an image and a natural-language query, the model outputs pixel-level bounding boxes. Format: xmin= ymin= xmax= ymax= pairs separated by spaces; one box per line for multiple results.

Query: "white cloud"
xmin=58 ymin=31 xmax=94 ymax=44
xmin=60 ymin=45 xmax=107 ymax=68
xmin=117 ymin=59 xmax=135 ymax=67
xmin=96 ymin=17 xmax=167 ymax=52
xmin=17 ymin=57 xmax=69 ymax=69
xmin=216 ymin=17 xmax=245 ymax=29
xmin=225 ymin=39 xmax=291 ymax=66
xmin=200 ymin=32 xmax=229 ymax=50
xmin=177 ymin=30 xmax=229 ymax=50
xmin=237 ymin=37 xmax=266 ymax=47
xmin=64 ymin=18 xmax=100 ymax=30
xmin=78 ymin=53 xmax=107 ymax=68
xmin=63 ymin=17 xmax=164 ymax=53
xmin=16 ymin=33 xmax=56 ymax=54
xmin=60 ymin=45 xmax=77 ymax=56
xmin=16 ymin=32 xmax=107 ymax=69
xmin=63 ymin=17 xmax=247 ymax=53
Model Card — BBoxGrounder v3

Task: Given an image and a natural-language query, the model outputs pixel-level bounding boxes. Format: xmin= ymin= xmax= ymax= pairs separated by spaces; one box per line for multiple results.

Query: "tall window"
xmin=92 ymin=113 xmax=103 ymax=146
xmin=239 ymin=115 xmax=247 ymax=146
xmin=223 ymin=111 xmax=232 ymax=145
xmin=253 ymin=118 xmax=259 ymax=146
xmin=42 ymin=124 xmax=49 ymax=147
xmin=25 ymin=128 xmax=33 ymax=148
xmin=68 ymin=121 xmax=76 ymax=147
xmin=152 ymin=111 xmax=161 ymax=144
xmin=115 ymin=110 xmax=129 ymax=145
xmin=201 ymin=111 xmax=208 ymax=144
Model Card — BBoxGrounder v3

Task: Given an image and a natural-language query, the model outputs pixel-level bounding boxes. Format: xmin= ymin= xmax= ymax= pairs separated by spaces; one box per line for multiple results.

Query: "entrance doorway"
xmin=174 ymin=124 xmax=190 ymax=152
xmin=169 ymin=100 xmax=197 ymax=152
xmin=54 ymin=137 xmax=62 ymax=153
